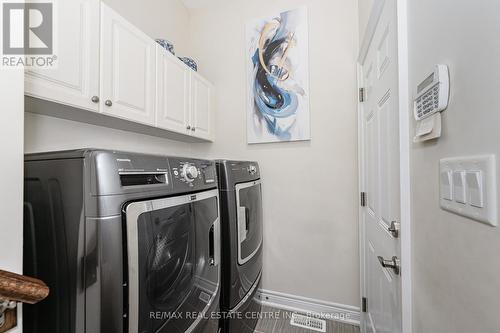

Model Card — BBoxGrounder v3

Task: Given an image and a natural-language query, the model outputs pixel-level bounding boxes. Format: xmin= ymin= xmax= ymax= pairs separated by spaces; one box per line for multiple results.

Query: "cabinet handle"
xmin=91 ymin=96 xmax=99 ymax=103
xmin=105 ymin=100 xmax=112 ymax=107
xmin=191 ymin=127 xmax=196 ymax=132
xmin=186 ymin=125 xmax=191 ymax=130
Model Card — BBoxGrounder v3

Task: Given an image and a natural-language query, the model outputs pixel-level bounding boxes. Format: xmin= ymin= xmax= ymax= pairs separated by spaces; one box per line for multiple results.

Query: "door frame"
xmin=357 ymin=0 xmax=412 ymax=332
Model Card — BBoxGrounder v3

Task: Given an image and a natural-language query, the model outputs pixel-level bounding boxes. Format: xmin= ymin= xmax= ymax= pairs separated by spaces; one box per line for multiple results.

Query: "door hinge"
xmin=359 ymin=88 xmax=365 ymax=102
xmin=362 ymin=297 xmax=367 ymax=313
xmin=360 ymin=192 xmax=367 ymax=207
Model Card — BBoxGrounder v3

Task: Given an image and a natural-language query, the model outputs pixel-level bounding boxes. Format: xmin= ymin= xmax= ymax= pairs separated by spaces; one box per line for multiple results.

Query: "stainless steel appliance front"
xmin=125 ymin=190 xmax=220 ymax=333
xmin=235 ymin=180 xmax=263 ymax=265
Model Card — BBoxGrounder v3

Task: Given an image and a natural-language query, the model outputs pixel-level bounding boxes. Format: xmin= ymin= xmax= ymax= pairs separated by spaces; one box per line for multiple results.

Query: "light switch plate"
xmin=440 ymin=170 xmax=453 ymax=200
xmin=452 ymin=171 xmax=466 ymax=204
xmin=466 ymin=171 xmax=484 ymax=208
xmin=440 ymin=155 xmax=497 ymax=226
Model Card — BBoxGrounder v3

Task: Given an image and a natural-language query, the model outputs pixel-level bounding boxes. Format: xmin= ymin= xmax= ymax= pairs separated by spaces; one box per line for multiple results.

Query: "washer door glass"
xmin=236 ymin=181 xmax=263 ymax=265
xmin=127 ymin=193 xmax=219 ymax=333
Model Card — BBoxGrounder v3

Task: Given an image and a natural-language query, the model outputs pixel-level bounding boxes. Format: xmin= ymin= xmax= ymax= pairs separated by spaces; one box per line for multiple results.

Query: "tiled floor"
xmin=254 ymin=306 xmax=360 ymax=333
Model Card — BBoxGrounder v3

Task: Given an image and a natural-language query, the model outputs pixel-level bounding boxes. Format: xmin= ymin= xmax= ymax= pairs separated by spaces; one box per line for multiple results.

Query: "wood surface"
xmin=0 ymin=270 xmax=49 ymax=304
xmin=0 ymin=308 xmax=17 ymax=333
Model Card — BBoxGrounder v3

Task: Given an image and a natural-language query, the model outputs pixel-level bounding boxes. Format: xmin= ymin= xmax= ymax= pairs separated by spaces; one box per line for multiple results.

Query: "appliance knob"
xmin=183 ymin=165 xmax=199 ymax=181
xmin=248 ymin=165 xmax=257 ymax=174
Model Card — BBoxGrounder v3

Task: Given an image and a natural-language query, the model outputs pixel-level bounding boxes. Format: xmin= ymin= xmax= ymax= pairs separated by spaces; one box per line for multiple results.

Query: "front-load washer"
xmin=215 ymin=160 xmax=263 ymax=333
xmin=23 ymin=149 xmax=221 ymax=333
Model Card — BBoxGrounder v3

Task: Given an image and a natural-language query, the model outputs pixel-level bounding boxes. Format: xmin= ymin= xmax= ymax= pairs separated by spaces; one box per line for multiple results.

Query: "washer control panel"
xmin=182 ymin=163 xmax=200 ymax=182
xmin=169 ymin=157 xmax=216 ymax=189
xmin=247 ymin=164 xmax=258 ymax=175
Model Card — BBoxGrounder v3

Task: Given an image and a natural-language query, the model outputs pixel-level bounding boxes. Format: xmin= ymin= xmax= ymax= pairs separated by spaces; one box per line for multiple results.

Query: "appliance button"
xmin=248 ymin=165 xmax=257 ymax=174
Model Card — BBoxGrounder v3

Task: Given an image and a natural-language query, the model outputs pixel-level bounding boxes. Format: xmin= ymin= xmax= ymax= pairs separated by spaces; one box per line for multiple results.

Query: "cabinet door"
xmin=190 ymin=73 xmax=214 ymax=141
xmin=24 ymin=0 xmax=100 ymax=112
xmin=156 ymin=46 xmax=190 ymax=134
xmin=100 ymin=4 xmax=156 ymax=126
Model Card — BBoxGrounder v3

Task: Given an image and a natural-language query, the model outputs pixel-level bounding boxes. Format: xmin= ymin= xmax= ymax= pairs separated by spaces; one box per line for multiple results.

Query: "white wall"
xmin=24 ymin=113 xmax=201 ymax=156
xmin=355 ymin=0 xmax=500 ymax=330
xmin=102 ymin=0 xmax=191 ymax=56
xmin=25 ymin=0 xmax=360 ymax=310
xmin=188 ymin=0 xmax=360 ymax=306
xmin=408 ymin=1 xmax=500 ymax=332
xmin=0 ymin=69 xmax=24 ymax=332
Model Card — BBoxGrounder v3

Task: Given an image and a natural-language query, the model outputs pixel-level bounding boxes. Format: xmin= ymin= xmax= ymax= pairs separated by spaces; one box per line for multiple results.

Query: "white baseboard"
xmin=255 ymin=289 xmax=360 ymax=326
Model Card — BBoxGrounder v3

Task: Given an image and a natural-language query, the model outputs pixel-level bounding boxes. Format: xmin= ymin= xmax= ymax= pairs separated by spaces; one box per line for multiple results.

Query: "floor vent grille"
xmin=290 ymin=313 xmax=326 ymax=332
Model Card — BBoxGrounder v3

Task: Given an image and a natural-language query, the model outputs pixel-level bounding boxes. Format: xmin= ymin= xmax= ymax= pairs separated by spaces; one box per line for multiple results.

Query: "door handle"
xmin=208 ymin=224 xmax=215 ymax=266
xmin=388 ymin=221 xmax=400 ymax=238
xmin=377 ymin=256 xmax=400 ymax=275
xmin=238 ymin=207 xmax=248 ymax=242
xmin=245 ymin=207 xmax=250 ymax=232
xmin=208 ymin=219 xmax=220 ymax=266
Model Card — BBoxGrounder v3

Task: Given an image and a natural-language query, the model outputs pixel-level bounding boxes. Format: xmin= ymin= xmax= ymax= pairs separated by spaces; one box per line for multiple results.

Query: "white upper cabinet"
xmin=100 ymin=4 xmax=156 ymax=126
xmin=25 ymin=0 xmax=100 ymax=112
xmin=190 ymin=73 xmax=214 ymax=141
xmin=24 ymin=2 xmax=215 ymax=142
xmin=156 ymin=45 xmax=214 ymax=140
xmin=156 ymin=46 xmax=190 ymax=134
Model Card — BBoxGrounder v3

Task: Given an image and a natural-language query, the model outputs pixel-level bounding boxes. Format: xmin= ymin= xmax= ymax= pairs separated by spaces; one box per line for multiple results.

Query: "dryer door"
xmin=235 ymin=180 xmax=263 ymax=265
xmin=124 ymin=189 xmax=220 ymax=333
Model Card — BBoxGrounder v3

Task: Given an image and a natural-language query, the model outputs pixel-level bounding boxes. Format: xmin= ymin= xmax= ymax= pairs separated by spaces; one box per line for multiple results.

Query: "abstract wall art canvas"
xmin=246 ymin=7 xmax=311 ymax=144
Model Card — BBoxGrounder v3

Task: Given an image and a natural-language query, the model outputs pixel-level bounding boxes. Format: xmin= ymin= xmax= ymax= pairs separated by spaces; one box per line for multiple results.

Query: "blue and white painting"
xmin=246 ymin=7 xmax=310 ymax=144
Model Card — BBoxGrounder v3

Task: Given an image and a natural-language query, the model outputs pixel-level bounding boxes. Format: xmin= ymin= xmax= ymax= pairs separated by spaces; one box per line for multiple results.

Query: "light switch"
xmin=439 ymin=155 xmax=497 ymax=227
xmin=440 ymin=170 xmax=453 ymax=200
xmin=453 ymin=171 xmax=466 ymax=204
xmin=466 ymin=171 xmax=484 ymax=208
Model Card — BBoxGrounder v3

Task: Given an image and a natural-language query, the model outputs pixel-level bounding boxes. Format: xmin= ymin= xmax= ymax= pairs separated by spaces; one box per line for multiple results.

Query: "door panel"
xmin=125 ymin=190 xmax=220 ymax=333
xmin=235 ymin=181 xmax=263 ymax=266
xmin=360 ymin=1 xmax=401 ymax=332
xmin=137 ymin=203 xmax=197 ymax=333
xmin=378 ymin=90 xmax=399 ymax=225
xmin=156 ymin=46 xmax=190 ymax=134
xmin=25 ymin=0 xmax=100 ymax=111
xmin=100 ymin=4 xmax=156 ymax=125
xmin=191 ymin=74 xmax=213 ymax=140
xmin=365 ymin=107 xmax=379 ymax=216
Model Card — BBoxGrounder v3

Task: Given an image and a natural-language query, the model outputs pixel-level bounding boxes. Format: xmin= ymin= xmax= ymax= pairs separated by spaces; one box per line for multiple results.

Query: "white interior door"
xmin=360 ymin=1 xmax=401 ymax=332
xmin=156 ymin=46 xmax=190 ymax=134
xmin=100 ymin=3 xmax=156 ymax=126
xmin=25 ymin=0 xmax=100 ymax=111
